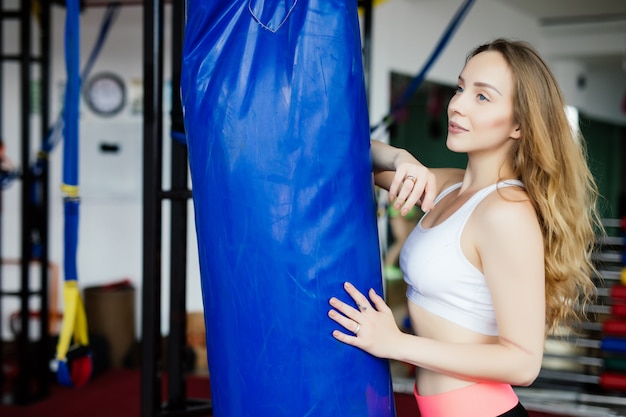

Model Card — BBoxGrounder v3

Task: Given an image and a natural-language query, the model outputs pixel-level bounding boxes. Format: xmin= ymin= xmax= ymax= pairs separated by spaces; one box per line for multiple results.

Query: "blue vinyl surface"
xmin=181 ymin=1 xmax=394 ymax=415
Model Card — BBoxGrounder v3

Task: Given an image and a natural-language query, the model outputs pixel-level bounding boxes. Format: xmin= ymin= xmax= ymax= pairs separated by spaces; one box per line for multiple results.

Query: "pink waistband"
xmin=414 ymin=382 xmax=518 ymax=417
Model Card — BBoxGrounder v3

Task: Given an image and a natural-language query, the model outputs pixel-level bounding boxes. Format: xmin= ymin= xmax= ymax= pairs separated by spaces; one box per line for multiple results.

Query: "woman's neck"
xmin=461 ymin=155 xmax=516 ymax=193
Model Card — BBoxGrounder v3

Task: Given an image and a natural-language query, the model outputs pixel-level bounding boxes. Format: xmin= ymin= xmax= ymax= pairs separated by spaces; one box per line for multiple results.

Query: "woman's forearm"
xmin=394 ymin=333 xmax=542 ymax=387
xmin=370 ymin=139 xmax=419 ymax=172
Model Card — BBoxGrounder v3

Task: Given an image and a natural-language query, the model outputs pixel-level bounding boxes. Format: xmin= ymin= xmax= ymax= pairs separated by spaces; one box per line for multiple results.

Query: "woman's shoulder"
xmin=465 ymin=185 xmax=543 ymax=268
xmin=475 ymin=184 xmax=537 ymax=230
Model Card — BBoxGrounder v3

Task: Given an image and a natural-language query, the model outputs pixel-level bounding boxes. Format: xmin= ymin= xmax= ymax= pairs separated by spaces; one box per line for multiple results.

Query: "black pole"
xmin=16 ymin=0 xmax=32 ymax=404
xmin=141 ymin=0 xmax=164 ymax=415
xmin=35 ymin=0 xmax=52 ymax=400
xmin=166 ymin=0 xmax=189 ymax=408
xmin=0 ymin=0 xmax=6 ymax=400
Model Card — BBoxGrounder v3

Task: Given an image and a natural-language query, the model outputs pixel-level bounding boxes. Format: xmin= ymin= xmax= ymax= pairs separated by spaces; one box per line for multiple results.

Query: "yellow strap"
xmin=56 ymin=281 xmax=89 ymax=360
xmin=61 ymin=184 xmax=80 ymax=198
xmin=75 ymin=290 xmax=89 ymax=346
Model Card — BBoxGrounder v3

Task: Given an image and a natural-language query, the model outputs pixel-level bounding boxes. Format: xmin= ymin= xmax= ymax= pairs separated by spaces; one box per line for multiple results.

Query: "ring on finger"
xmin=354 ymin=324 xmax=361 ymax=335
xmin=405 ymin=175 xmax=416 ymax=183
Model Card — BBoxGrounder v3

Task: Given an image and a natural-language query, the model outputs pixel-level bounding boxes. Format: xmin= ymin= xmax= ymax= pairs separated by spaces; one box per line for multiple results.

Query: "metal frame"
xmin=141 ymin=0 xmax=211 ymax=416
xmin=141 ymin=0 xmax=165 ymax=414
xmin=0 ymin=0 xmax=52 ymax=405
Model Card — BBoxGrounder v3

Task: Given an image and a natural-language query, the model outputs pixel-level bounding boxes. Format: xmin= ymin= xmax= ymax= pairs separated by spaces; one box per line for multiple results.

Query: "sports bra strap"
xmin=434 ymin=179 xmax=524 ymax=206
xmin=433 ymin=183 xmax=462 ymax=205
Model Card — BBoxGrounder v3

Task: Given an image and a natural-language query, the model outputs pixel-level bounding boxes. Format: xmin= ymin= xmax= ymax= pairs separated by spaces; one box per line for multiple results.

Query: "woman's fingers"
xmin=329 ymin=286 xmax=402 ymax=358
xmin=369 ymin=288 xmax=391 ymax=314
xmin=421 ymin=174 xmax=437 ymax=212
xmin=389 ymin=165 xmax=437 ymax=214
xmin=388 ymin=171 xmax=410 ymax=203
xmin=393 ymin=176 xmax=424 ymax=215
xmin=328 ymin=283 xmax=370 ymax=318
xmin=331 ymin=327 xmax=359 ymax=346
xmin=328 ymin=307 xmax=361 ymax=334
xmin=328 ymin=296 xmax=358 ymax=319
xmin=343 ymin=282 xmax=372 ymax=312
xmin=327 ymin=282 xmax=373 ymax=337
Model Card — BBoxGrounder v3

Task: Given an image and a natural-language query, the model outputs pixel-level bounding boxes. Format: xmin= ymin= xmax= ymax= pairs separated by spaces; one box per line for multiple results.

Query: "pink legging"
xmin=414 ymin=382 xmax=521 ymax=417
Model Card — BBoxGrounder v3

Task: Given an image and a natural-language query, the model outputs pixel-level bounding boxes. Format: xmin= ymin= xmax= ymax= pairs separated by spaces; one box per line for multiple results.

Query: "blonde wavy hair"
xmin=468 ymin=39 xmax=603 ymax=334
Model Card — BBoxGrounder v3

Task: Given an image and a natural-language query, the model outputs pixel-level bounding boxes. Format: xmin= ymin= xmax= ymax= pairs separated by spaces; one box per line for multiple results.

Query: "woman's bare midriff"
xmin=408 ymin=301 xmax=499 ymax=396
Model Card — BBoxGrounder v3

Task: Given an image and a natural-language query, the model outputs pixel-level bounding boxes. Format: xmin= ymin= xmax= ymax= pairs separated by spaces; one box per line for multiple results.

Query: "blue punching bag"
xmin=181 ymin=1 xmax=395 ymax=416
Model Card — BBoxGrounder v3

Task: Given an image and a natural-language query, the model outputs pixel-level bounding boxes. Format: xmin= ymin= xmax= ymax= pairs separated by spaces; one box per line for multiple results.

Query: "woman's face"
xmin=446 ymin=50 xmax=521 ymax=156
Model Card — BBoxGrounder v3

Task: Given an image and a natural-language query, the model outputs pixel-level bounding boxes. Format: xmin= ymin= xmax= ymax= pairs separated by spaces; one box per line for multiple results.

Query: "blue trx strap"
xmin=55 ymin=0 xmax=91 ymax=388
xmin=41 ymin=2 xmax=121 ymax=159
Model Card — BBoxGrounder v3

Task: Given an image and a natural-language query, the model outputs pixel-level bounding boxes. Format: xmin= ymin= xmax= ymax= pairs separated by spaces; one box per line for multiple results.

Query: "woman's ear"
xmin=511 ymin=125 xmax=521 ymax=140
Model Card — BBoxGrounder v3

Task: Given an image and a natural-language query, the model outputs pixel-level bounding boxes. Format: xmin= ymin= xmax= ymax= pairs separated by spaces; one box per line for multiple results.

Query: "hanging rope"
xmin=370 ymin=0 xmax=476 ymax=140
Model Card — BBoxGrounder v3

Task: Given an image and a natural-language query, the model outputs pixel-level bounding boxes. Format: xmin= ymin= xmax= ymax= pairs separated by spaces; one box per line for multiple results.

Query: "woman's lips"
xmin=448 ymin=121 xmax=467 ymax=134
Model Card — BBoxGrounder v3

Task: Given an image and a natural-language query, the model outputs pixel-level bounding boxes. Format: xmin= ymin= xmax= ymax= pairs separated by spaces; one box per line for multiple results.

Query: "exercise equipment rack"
xmin=522 ymin=217 xmax=626 ymax=415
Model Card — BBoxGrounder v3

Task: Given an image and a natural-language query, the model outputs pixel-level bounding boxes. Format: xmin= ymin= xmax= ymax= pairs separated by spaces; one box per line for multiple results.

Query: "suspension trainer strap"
xmin=55 ymin=0 xmax=92 ymax=388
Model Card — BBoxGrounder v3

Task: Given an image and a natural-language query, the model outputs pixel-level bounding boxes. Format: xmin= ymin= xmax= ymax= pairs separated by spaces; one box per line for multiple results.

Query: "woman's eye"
xmin=478 ymin=93 xmax=489 ymax=102
xmin=455 ymin=86 xmax=464 ymax=94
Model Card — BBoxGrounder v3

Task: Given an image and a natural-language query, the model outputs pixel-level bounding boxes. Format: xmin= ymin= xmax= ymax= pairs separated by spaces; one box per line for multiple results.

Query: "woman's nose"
xmin=448 ymin=95 xmax=464 ymax=116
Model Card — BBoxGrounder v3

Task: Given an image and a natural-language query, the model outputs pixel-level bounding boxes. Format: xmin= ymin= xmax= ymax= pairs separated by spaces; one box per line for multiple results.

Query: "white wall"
xmin=1 ymin=0 xmax=624 ymax=339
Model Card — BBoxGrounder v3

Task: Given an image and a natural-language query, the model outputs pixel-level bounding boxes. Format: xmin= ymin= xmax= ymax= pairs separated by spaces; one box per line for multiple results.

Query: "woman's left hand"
xmin=328 ymin=282 xmax=405 ymax=359
xmin=388 ymin=161 xmax=436 ymax=214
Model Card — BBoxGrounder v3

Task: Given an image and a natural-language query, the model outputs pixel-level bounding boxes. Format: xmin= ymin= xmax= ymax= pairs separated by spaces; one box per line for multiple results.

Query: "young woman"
xmin=328 ymin=39 xmax=601 ymax=417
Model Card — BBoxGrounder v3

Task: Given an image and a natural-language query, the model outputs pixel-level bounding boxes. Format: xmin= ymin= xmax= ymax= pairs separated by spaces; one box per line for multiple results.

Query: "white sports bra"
xmin=400 ymin=180 xmax=524 ymax=336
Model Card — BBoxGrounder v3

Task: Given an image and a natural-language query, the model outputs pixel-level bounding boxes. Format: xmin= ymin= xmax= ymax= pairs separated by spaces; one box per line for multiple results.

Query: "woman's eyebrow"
xmin=458 ymin=76 xmax=502 ymax=96
xmin=475 ymin=81 xmax=502 ymax=96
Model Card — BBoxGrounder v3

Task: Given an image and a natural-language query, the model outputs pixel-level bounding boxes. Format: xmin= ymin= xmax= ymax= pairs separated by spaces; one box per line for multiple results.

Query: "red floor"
xmin=0 ymin=369 xmax=567 ymax=417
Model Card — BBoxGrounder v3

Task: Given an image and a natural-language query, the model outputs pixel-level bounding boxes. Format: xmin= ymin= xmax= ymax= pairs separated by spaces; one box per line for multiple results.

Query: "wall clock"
xmin=83 ymin=72 xmax=126 ymax=117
